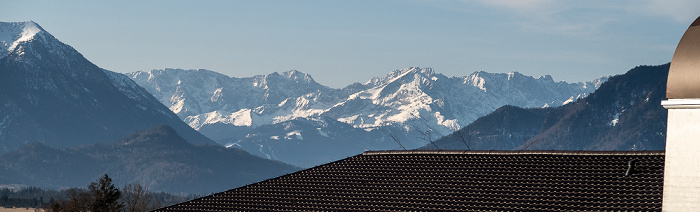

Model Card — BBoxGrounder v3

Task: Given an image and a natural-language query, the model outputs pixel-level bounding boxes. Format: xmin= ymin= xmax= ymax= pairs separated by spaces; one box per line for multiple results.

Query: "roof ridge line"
xmin=362 ymin=150 xmax=665 ymax=156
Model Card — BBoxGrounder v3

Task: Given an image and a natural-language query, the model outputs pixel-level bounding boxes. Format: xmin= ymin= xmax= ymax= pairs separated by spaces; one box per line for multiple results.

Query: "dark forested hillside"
xmin=0 ymin=126 xmax=299 ymax=194
xmin=428 ymin=64 xmax=669 ymax=151
xmin=427 ymin=105 xmax=554 ymax=150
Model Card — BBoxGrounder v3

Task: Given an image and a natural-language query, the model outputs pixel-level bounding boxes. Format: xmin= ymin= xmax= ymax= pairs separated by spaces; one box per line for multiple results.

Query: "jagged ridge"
xmin=429 ymin=64 xmax=668 ymax=151
xmin=129 ymin=66 xmax=607 ymax=168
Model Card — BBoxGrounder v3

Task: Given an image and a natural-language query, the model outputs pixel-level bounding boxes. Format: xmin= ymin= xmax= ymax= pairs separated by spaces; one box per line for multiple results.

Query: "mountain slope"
xmin=130 ymin=68 xmax=604 ymax=137
xmin=129 ymin=67 xmax=606 ymax=167
xmin=0 ymin=21 xmax=215 ymax=152
xmin=225 ymin=117 xmax=400 ymax=167
xmin=128 ymin=69 xmax=343 ymax=121
xmin=429 ymin=64 xmax=668 ymax=151
xmin=0 ymin=125 xmax=299 ymax=194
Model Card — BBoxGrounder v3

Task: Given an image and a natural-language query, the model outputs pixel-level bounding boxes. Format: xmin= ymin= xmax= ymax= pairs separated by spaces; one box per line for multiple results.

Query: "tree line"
xmin=1 ymin=174 xmax=199 ymax=212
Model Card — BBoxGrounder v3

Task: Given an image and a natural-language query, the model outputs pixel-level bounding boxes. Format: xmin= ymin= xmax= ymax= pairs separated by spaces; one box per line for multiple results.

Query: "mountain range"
xmin=129 ymin=66 xmax=606 ymax=167
xmin=427 ymin=64 xmax=668 ymax=151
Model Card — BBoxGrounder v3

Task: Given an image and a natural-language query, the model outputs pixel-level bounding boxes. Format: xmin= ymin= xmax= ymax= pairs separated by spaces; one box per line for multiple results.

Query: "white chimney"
xmin=661 ymin=16 xmax=700 ymax=211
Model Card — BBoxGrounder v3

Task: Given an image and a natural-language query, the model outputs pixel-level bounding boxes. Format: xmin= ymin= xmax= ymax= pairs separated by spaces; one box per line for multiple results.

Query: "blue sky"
xmin=5 ymin=0 xmax=699 ymax=88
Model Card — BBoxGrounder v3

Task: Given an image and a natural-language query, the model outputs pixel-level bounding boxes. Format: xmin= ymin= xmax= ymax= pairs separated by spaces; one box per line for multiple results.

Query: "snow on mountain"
xmin=428 ymin=64 xmax=668 ymax=152
xmin=0 ymin=21 xmax=216 ymax=152
xmin=223 ymin=117 xmax=397 ymax=167
xmin=128 ymin=67 xmax=607 ymax=167
xmin=0 ymin=21 xmax=82 ymax=67
xmin=130 ymin=69 xmax=341 ymax=119
xmin=326 ymin=67 xmax=607 ymax=137
xmin=0 ymin=21 xmax=43 ymax=59
xmin=128 ymin=68 xmax=346 ymax=141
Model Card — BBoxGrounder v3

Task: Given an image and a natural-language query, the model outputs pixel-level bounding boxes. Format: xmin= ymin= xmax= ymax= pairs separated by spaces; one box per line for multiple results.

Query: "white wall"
xmin=662 ymin=100 xmax=700 ymax=211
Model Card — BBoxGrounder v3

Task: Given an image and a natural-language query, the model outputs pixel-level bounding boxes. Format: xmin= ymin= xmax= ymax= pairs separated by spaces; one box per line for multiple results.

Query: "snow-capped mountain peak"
xmin=0 ymin=21 xmax=46 ymax=58
xmin=129 ymin=66 xmax=608 ymax=167
xmin=365 ymin=67 xmax=436 ymax=86
xmin=0 ymin=21 xmax=216 ymax=153
xmin=537 ymin=74 xmax=554 ymax=82
xmin=465 ymin=71 xmax=488 ymax=91
xmin=279 ymin=70 xmax=315 ymax=84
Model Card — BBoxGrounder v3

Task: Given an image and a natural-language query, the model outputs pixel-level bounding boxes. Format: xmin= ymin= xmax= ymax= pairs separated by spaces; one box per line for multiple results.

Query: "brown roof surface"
xmin=156 ymin=150 xmax=665 ymax=211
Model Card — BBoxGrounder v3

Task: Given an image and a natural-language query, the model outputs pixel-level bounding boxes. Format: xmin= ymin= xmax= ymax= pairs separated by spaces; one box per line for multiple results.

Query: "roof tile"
xmin=157 ymin=150 xmax=664 ymax=211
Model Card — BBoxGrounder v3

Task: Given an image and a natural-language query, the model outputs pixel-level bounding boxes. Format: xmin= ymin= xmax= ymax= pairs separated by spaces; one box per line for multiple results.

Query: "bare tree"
xmin=519 ymin=136 xmax=543 ymax=150
xmin=46 ymin=188 xmax=92 ymax=212
xmin=454 ymin=129 xmax=471 ymax=150
xmin=383 ymin=129 xmax=406 ymax=150
xmin=122 ymin=183 xmax=155 ymax=212
xmin=389 ymin=132 xmax=406 ymax=150
xmin=415 ymin=126 xmax=439 ymax=150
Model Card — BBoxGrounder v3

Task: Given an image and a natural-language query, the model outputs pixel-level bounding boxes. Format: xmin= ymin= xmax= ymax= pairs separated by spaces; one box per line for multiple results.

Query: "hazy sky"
xmin=5 ymin=0 xmax=699 ymax=88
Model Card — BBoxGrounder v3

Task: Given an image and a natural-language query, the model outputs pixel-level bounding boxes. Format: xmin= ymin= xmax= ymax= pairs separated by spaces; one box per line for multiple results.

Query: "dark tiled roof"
xmin=157 ymin=150 xmax=664 ymax=211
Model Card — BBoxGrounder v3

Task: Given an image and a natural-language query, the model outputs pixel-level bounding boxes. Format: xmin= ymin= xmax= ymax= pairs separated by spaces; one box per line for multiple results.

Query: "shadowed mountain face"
xmin=0 ymin=21 xmax=215 ymax=153
xmin=0 ymin=125 xmax=299 ymax=194
xmin=428 ymin=64 xmax=669 ymax=151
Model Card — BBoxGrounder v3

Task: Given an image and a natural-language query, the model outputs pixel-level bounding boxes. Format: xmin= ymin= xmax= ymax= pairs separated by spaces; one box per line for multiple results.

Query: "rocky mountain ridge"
xmin=129 ymin=66 xmax=607 ymax=167
xmin=428 ymin=64 xmax=668 ymax=151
